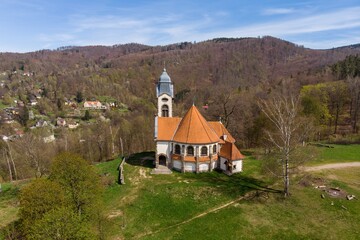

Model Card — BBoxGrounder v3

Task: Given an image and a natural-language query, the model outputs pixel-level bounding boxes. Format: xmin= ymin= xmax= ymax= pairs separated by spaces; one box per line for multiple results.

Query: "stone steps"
xmin=150 ymin=166 xmax=172 ymax=174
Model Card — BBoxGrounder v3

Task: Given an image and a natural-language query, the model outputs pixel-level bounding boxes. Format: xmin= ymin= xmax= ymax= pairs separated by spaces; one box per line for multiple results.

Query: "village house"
xmin=154 ymin=69 xmax=244 ymax=175
xmin=35 ymin=119 xmax=49 ymax=128
xmin=67 ymin=120 xmax=79 ymax=129
xmin=29 ymin=98 xmax=38 ymax=106
xmin=56 ymin=118 xmax=66 ymax=127
xmin=83 ymin=100 xmax=105 ymax=109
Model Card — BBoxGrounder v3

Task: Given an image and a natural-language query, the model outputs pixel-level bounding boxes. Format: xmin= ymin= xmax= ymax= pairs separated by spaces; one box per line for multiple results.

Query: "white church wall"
xmin=173 ymin=160 xmax=182 ymax=171
xmin=211 ymin=161 xmax=216 ymax=170
xmin=184 ymin=162 xmax=196 ymax=172
xmin=158 ymin=94 xmax=173 ymax=117
xmin=220 ymin=157 xmax=228 ymax=171
xmin=199 ymin=163 xmax=209 ymax=172
xmin=157 ymin=141 xmax=170 ymax=156
xmin=232 ymin=160 xmax=243 ymax=173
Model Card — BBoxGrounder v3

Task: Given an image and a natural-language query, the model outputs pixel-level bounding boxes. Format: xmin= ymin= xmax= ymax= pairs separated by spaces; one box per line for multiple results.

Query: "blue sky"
xmin=1 ymin=0 xmax=360 ymax=52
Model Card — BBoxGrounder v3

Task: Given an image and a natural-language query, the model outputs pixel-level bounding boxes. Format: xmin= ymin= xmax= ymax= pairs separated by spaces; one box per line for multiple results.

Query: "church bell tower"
xmin=156 ymin=68 xmax=174 ymax=117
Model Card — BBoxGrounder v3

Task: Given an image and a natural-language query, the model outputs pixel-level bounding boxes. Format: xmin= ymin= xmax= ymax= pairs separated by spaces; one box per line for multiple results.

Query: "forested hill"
xmin=1 ymin=36 xmax=360 ymax=91
xmin=0 ymin=36 xmax=359 ymax=156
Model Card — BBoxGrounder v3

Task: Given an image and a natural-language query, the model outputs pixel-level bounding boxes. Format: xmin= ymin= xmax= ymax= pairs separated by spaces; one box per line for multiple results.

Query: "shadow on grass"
xmin=183 ymin=170 xmax=281 ymax=197
xmin=125 ymin=151 xmax=155 ymax=169
xmin=0 ymin=184 xmax=20 ymax=202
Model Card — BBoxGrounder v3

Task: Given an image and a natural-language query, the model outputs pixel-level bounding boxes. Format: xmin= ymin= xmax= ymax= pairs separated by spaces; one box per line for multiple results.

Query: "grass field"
xmin=95 ymin=149 xmax=360 ymax=239
xmin=1 ymin=144 xmax=360 ymax=239
xmin=0 ymin=183 xmax=20 ymax=229
xmin=309 ymin=144 xmax=360 ymax=165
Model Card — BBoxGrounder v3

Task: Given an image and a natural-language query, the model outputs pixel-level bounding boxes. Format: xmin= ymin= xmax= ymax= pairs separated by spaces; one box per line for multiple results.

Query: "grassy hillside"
xmin=1 ymin=145 xmax=360 ymax=239
xmin=310 ymin=144 xmax=360 ymax=165
xmin=95 ymin=147 xmax=360 ymax=239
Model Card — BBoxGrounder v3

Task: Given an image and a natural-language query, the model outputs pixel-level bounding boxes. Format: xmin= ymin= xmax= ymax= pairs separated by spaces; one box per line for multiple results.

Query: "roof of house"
xmin=156 ymin=104 xmax=244 ymax=161
xmin=219 ymin=141 xmax=245 ymax=160
xmin=172 ymin=105 xmax=219 ymax=144
xmin=157 ymin=117 xmax=182 ymax=141
xmin=208 ymin=121 xmax=236 ymax=143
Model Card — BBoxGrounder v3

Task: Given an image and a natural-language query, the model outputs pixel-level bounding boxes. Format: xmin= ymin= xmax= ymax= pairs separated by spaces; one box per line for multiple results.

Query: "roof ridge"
xmin=196 ymin=107 xmax=214 ymax=143
xmin=185 ymin=107 xmax=193 ymax=142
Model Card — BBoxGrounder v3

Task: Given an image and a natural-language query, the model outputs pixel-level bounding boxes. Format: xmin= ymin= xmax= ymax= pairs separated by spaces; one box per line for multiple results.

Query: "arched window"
xmin=213 ymin=145 xmax=217 ymax=154
xmin=201 ymin=146 xmax=208 ymax=156
xmin=175 ymin=144 xmax=181 ymax=154
xmin=161 ymin=105 xmax=169 ymax=117
xmin=187 ymin=146 xmax=194 ymax=156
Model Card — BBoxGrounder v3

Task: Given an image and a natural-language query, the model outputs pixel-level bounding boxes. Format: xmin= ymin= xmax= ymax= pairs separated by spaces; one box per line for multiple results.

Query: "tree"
xmin=326 ymin=81 xmax=348 ymax=134
xmin=259 ymin=94 xmax=309 ymax=197
xmin=83 ymin=110 xmax=91 ymax=121
xmin=12 ymin=133 xmax=54 ymax=178
xmin=0 ymin=140 xmax=17 ymax=181
xmin=49 ymin=152 xmax=102 ymax=218
xmin=17 ymin=106 xmax=29 ymax=127
xmin=76 ymin=91 xmax=84 ymax=103
xmin=57 ymin=98 xmax=63 ymax=110
xmin=28 ymin=207 xmax=95 ymax=240
xmin=347 ymin=76 xmax=360 ymax=133
xmin=19 ymin=179 xmax=65 ymax=235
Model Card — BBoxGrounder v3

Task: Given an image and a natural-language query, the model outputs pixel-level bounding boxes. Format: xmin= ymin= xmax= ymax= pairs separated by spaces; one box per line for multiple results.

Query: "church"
xmin=154 ymin=69 xmax=244 ymax=174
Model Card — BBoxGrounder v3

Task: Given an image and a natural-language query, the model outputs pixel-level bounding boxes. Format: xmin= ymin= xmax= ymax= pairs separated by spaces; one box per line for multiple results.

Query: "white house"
xmin=84 ymin=100 xmax=105 ymax=109
xmin=154 ymin=69 xmax=244 ymax=175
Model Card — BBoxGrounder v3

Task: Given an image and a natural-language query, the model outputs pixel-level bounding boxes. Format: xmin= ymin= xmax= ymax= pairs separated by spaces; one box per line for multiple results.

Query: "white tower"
xmin=156 ymin=68 xmax=174 ymax=117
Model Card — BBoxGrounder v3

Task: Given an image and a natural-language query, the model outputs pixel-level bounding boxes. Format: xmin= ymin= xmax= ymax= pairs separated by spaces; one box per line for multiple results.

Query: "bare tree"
xmin=258 ymin=94 xmax=309 ymax=197
xmin=12 ymin=133 xmax=55 ymax=178
xmin=347 ymin=76 xmax=360 ymax=133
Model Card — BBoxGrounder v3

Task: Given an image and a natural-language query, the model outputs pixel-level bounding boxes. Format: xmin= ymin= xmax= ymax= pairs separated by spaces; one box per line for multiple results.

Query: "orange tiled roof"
xmin=157 ymin=117 xmax=182 ymax=141
xmin=172 ymin=105 xmax=219 ymax=144
xmin=219 ymin=141 xmax=245 ymax=161
xmin=208 ymin=121 xmax=236 ymax=143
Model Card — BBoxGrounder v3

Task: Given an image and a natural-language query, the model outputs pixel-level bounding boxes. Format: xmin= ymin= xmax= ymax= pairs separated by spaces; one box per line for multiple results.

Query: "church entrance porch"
xmin=159 ymin=155 xmax=167 ymax=166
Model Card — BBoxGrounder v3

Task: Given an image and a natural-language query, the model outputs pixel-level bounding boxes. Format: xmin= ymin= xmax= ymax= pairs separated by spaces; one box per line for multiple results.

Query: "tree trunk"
xmin=109 ymin=125 xmax=115 ymax=156
xmin=6 ymin=142 xmax=17 ymax=180
xmin=284 ymin=154 xmax=290 ymax=197
xmin=4 ymin=152 xmax=13 ymax=182
xmin=353 ymin=92 xmax=360 ymax=133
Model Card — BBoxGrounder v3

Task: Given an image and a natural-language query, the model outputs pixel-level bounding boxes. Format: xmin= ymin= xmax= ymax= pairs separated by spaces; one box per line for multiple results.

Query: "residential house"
xmin=56 ymin=118 xmax=66 ymax=127
xmin=84 ymin=100 xmax=104 ymax=109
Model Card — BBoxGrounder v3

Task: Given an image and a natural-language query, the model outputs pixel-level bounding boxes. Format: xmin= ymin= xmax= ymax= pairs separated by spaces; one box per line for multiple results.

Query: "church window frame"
xmin=175 ymin=144 xmax=181 ymax=154
xmin=187 ymin=146 xmax=194 ymax=156
xmin=161 ymin=104 xmax=169 ymax=117
xmin=201 ymin=146 xmax=208 ymax=156
xmin=213 ymin=145 xmax=217 ymax=154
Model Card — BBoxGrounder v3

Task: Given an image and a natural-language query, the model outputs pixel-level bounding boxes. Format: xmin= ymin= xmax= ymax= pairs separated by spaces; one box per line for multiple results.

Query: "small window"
xmin=187 ymin=146 xmax=194 ymax=156
xmin=175 ymin=144 xmax=181 ymax=154
xmin=162 ymin=98 xmax=168 ymax=102
xmin=161 ymin=105 xmax=169 ymax=117
xmin=233 ymin=164 xmax=237 ymax=169
xmin=213 ymin=145 xmax=217 ymax=154
xmin=201 ymin=146 xmax=208 ymax=156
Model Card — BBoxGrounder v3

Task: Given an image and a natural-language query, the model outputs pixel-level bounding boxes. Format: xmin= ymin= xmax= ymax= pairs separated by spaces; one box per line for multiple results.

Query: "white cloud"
xmin=262 ymin=8 xmax=295 ymax=15
xmin=196 ymin=7 xmax=360 ymax=41
xmin=36 ymin=5 xmax=360 ymax=50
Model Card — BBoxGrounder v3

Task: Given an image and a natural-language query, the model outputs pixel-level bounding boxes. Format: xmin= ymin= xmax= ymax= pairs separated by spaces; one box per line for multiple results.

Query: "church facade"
xmin=154 ymin=69 xmax=244 ymax=174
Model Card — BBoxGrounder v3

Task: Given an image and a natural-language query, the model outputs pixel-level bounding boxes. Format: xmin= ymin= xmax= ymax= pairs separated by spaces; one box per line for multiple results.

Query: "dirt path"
xmin=133 ymin=194 xmax=248 ymax=239
xmin=304 ymin=162 xmax=360 ymax=172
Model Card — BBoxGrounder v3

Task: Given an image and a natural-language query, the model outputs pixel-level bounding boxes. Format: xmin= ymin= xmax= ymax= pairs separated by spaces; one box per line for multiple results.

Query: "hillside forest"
xmin=0 ymin=36 xmax=360 ymax=182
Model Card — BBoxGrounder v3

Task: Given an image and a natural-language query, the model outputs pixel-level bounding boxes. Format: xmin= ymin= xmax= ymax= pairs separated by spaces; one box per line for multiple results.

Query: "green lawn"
xmin=1 ymin=145 xmax=360 ymax=239
xmin=308 ymin=144 xmax=360 ymax=165
xmin=0 ymin=183 xmax=20 ymax=229
xmin=97 ymin=151 xmax=360 ymax=240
